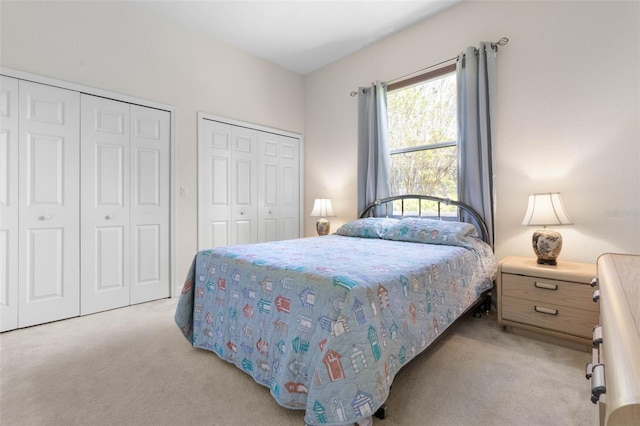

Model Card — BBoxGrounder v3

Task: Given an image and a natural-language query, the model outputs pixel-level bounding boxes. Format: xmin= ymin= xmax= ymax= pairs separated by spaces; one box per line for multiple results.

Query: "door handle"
xmin=105 ymin=214 xmax=115 ymax=220
xmin=38 ymin=215 xmax=51 ymax=221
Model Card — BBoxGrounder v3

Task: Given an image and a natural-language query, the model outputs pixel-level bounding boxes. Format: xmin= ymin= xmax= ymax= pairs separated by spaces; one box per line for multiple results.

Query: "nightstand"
xmin=497 ymin=256 xmax=598 ymax=351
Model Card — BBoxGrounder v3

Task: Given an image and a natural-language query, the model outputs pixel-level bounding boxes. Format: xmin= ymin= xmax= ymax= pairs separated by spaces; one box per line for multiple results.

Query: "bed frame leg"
xmin=474 ymin=291 xmax=492 ymax=318
xmin=374 ymin=404 xmax=388 ymax=419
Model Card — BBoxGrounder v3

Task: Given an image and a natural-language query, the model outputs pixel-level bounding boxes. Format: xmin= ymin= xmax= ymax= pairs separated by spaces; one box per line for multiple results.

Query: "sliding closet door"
xmin=198 ymin=119 xmax=258 ymax=248
xmin=80 ymin=95 xmax=130 ymax=315
xmin=198 ymin=115 xmax=301 ymax=249
xmin=257 ymin=132 xmax=300 ymax=242
xmin=230 ymin=126 xmax=258 ymax=245
xmin=0 ymin=76 xmax=19 ymax=331
xmin=81 ymin=97 xmax=170 ymax=313
xmin=18 ymin=81 xmax=80 ymax=327
xmin=257 ymin=132 xmax=280 ymax=242
xmin=198 ymin=119 xmax=232 ymax=249
xmin=129 ymin=105 xmax=170 ymax=304
xmin=278 ymin=135 xmax=300 ymax=241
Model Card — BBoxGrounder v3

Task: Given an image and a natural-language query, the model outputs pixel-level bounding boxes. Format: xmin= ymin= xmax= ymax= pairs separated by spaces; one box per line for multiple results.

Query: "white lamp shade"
xmin=310 ymin=198 xmax=336 ymax=217
xmin=521 ymin=193 xmax=573 ymax=226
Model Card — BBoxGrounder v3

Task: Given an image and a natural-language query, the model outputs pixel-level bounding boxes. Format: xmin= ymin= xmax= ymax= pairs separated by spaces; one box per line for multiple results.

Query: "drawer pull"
xmin=590 ymin=277 xmax=598 ymax=288
xmin=534 ymin=281 xmax=558 ymax=290
xmin=592 ymin=289 xmax=600 ymax=303
xmin=534 ymin=305 xmax=558 ymax=315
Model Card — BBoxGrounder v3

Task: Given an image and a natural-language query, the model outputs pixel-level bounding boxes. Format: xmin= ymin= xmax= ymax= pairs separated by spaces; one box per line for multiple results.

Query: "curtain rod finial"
xmin=490 ymin=37 xmax=509 ymax=50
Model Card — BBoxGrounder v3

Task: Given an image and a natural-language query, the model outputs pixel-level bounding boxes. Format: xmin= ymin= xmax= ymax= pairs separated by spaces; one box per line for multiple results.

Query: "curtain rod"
xmin=350 ymin=37 xmax=509 ymax=97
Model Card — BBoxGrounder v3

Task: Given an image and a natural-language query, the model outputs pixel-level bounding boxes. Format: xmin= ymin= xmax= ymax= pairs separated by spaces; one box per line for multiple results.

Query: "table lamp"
xmin=521 ymin=193 xmax=573 ymax=265
xmin=310 ymin=198 xmax=336 ymax=236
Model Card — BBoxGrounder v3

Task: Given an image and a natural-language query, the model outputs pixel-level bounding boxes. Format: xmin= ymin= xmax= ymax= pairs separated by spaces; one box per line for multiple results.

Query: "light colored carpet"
xmin=0 ymin=298 xmax=594 ymax=426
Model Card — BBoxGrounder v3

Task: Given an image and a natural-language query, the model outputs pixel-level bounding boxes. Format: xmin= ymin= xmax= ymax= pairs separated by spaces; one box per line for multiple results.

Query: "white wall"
xmin=3 ymin=1 xmax=638 ymax=274
xmin=304 ymin=0 xmax=640 ymax=264
xmin=0 ymin=1 xmax=305 ymax=286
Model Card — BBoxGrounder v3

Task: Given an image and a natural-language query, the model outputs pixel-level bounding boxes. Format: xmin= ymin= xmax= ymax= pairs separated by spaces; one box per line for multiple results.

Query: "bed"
xmin=175 ymin=195 xmax=497 ymax=425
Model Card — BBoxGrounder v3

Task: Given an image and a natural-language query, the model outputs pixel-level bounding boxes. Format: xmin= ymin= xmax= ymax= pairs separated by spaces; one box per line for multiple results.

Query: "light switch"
xmin=180 ymin=186 xmax=189 ymax=197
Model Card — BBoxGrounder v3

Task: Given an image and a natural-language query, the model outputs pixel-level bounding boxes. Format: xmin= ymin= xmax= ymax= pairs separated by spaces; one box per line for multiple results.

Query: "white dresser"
xmin=588 ymin=253 xmax=640 ymax=425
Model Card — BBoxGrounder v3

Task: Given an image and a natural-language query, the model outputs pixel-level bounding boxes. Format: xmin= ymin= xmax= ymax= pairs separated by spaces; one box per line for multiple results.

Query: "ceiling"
xmin=138 ymin=0 xmax=461 ymax=75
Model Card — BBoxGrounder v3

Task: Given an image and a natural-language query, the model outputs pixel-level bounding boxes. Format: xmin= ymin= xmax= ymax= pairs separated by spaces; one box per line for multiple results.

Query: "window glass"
xmin=387 ymin=67 xmax=457 ymax=216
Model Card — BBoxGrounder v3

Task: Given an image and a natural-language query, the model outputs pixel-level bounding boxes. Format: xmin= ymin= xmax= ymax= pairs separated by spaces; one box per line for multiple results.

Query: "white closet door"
xmin=80 ymin=95 xmax=130 ymax=315
xmin=18 ymin=80 xmax=80 ymax=327
xmin=257 ymin=132 xmax=280 ymax=242
xmin=231 ymin=126 xmax=257 ymax=245
xmin=256 ymin=132 xmax=300 ymax=242
xmin=278 ymin=135 xmax=300 ymax=241
xmin=129 ymin=105 xmax=170 ymax=304
xmin=198 ymin=115 xmax=301 ymax=249
xmin=198 ymin=120 xmax=233 ymax=249
xmin=0 ymin=76 xmax=19 ymax=331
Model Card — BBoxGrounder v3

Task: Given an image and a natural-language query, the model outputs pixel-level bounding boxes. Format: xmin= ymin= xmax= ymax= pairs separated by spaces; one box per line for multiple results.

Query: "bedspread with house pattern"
xmin=175 ymin=234 xmax=496 ymax=425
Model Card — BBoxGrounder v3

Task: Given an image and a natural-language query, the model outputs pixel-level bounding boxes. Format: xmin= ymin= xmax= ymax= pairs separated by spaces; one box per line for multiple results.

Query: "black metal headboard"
xmin=359 ymin=194 xmax=491 ymax=245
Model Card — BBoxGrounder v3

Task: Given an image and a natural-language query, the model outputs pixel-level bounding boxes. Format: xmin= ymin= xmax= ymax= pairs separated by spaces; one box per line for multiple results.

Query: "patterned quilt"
xmin=175 ymin=220 xmax=496 ymax=426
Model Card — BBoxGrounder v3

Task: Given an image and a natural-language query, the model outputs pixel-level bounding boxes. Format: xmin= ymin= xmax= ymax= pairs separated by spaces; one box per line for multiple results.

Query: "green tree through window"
xmin=387 ymin=64 xmax=457 ymax=216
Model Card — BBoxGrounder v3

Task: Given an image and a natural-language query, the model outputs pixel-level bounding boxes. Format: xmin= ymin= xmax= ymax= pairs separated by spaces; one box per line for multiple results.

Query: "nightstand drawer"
xmin=502 ymin=295 xmax=598 ymax=338
xmin=502 ymin=273 xmax=597 ymax=312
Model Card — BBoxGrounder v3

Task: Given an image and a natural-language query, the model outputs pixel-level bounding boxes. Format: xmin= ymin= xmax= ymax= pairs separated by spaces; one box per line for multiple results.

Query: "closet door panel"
xmin=257 ymin=132 xmax=279 ymax=242
xmin=130 ymin=105 xmax=170 ymax=304
xmin=0 ymin=76 xmax=19 ymax=331
xmin=95 ymin=226 xmax=125 ymax=288
xmin=198 ymin=120 xmax=232 ymax=249
xmin=18 ymin=81 xmax=80 ymax=327
xmin=279 ymin=136 xmax=300 ymax=241
xmin=80 ymin=94 xmax=130 ymax=315
xmin=231 ymin=126 xmax=257 ymax=245
xmin=209 ymin=152 xmax=230 ymax=247
xmin=26 ymin=228 xmax=64 ymax=296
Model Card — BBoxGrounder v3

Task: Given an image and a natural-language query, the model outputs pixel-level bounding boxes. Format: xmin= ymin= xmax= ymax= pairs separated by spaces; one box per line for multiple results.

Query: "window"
xmin=387 ymin=63 xmax=457 ymax=216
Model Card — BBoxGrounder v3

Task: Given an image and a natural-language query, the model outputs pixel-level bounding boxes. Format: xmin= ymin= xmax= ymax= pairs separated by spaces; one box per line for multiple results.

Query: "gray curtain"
xmin=357 ymin=82 xmax=392 ymax=215
xmin=457 ymin=43 xmax=497 ymax=246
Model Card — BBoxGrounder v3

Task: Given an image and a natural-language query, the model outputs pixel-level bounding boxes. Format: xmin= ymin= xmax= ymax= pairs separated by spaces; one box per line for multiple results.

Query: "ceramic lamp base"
xmin=316 ymin=218 xmax=330 ymax=236
xmin=532 ymin=228 xmax=563 ymax=265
